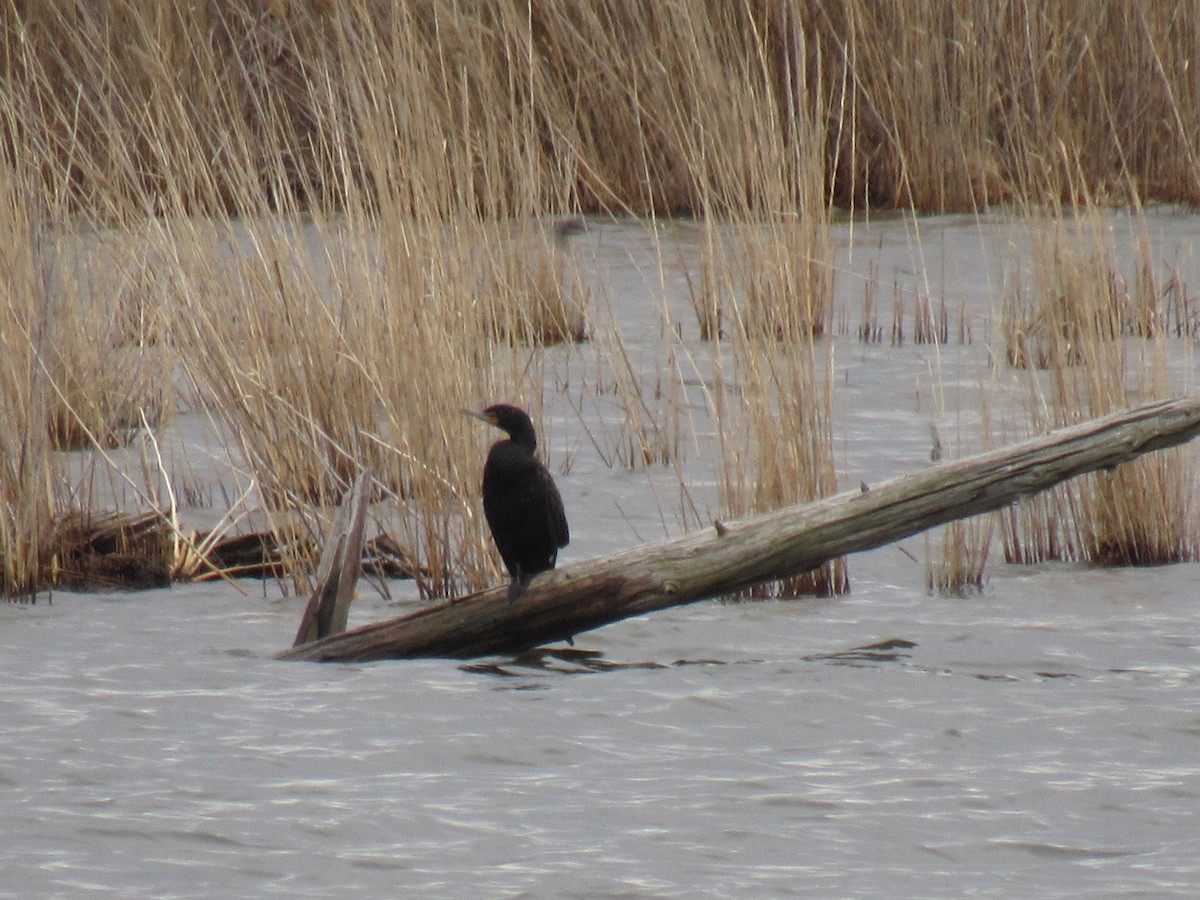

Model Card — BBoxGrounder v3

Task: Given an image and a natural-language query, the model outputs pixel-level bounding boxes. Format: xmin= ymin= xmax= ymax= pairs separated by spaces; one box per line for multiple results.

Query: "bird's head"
xmin=464 ymin=403 xmax=538 ymax=451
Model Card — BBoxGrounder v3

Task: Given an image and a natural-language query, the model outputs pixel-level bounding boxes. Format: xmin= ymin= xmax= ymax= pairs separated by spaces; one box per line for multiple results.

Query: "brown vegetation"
xmin=999 ymin=221 xmax=1199 ymax=566
xmin=712 ymin=326 xmax=846 ymax=598
xmin=0 ymin=152 xmax=55 ymax=596
xmin=6 ymin=2 xmax=1200 ymax=220
xmin=2 ymin=2 xmax=1198 ymax=600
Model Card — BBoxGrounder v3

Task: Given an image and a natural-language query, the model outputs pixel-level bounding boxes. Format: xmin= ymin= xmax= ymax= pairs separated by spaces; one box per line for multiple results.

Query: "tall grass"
xmin=167 ymin=211 xmax=528 ymax=599
xmin=0 ymin=147 xmax=56 ymax=596
xmin=1000 ymin=219 xmax=1198 ymax=566
xmin=477 ymin=219 xmax=589 ymax=346
xmin=925 ymin=517 xmax=995 ymax=596
xmin=0 ymin=128 xmax=177 ymax=595
xmin=7 ymin=2 xmax=1200 ymax=219
xmin=924 ymin=388 xmax=997 ymax=596
xmin=42 ymin=232 xmax=176 ymax=451
xmin=807 ymin=1 xmax=1200 ymax=209
xmin=3 ymin=1 xmax=1199 ymax=600
xmin=661 ymin=2 xmax=845 ymax=597
xmin=716 ymin=330 xmax=847 ymax=598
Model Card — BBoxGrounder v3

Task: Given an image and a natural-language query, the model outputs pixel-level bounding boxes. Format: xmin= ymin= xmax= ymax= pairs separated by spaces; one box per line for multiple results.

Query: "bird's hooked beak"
xmin=462 ymin=408 xmax=498 ymax=428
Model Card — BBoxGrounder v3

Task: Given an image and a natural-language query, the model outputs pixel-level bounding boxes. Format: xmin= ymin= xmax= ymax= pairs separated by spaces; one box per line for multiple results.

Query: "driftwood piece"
xmin=54 ymin=510 xmax=174 ymax=590
xmin=292 ymin=471 xmax=372 ymax=646
xmin=278 ymin=397 xmax=1200 ymax=663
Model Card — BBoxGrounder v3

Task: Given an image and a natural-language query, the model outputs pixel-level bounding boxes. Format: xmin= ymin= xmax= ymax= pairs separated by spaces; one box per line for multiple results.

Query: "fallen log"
xmin=278 ymin=396 xmax=1200 ymax=663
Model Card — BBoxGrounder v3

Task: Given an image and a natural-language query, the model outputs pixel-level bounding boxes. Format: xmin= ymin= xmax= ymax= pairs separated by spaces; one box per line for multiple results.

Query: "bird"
xmin=465 ymin=404 xmax=569 ymax=600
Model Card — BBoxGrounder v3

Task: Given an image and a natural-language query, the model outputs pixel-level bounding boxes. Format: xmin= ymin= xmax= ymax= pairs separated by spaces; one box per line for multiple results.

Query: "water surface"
xmin=4 ymin=211 xmax=1199 ymax=897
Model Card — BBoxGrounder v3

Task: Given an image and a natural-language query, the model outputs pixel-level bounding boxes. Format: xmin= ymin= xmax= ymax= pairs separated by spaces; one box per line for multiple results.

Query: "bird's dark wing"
xmin=482 ymin=443 xmax=568 ymax=578
xmin=540 ymin=464 xmax=569 ymax=549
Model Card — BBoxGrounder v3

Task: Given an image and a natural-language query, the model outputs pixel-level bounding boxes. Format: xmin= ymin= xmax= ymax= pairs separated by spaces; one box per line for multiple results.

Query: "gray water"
xmin=3 ymin=211 xmax=1200 ymax=897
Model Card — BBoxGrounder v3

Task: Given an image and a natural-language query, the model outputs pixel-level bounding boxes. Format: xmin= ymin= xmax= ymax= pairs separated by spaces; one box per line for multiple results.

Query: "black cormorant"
xmin=466 ymin=404 xmax=569 ymax=600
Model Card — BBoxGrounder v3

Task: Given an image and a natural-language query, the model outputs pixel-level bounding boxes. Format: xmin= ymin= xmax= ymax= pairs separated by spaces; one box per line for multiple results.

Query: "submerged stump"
xmin=292 ymin=471 xmax=372 ymax=646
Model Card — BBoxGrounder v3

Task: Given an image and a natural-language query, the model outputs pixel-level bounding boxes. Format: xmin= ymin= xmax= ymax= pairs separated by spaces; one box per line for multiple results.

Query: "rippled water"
xmin=4 ymin=212 xmax=1200 ymax=896
xmin=5 ymin=565 xmax=1200 ymax=897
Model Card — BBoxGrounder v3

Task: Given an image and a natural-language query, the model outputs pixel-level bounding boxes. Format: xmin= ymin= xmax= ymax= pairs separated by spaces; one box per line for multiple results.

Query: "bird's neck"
xmin=506 ymin=434 xmax=537 ymax=454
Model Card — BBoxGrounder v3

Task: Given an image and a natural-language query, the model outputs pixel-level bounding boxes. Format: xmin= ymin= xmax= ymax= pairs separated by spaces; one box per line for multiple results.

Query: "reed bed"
xmin=700 ymin=219 xmax=834 ymax=341
xmin=478 ymin=219 xmax=589 ymax=346
xmin=3 ymin=1 xmax=1200 ymax=601
xmin=847 ymin=271 xmax=978 ymax=348
xmin=7 ymin=2 xmax=1200 ymax=219
xmin=584 ymin=326 xmax=681 ymax=471
xmin=923 ymin=395 xmax=1000 ymax=594
xmin=714 ymin=326 xmax=847 ymax=598
xmin=925 ymin=517 xmax=995 ymax=597
xmin=702 ymin=186 xmax=845 ymax=596
xmin=0 ymin=154 xmax=56 ymax=596
xmin=42 ymin=235 xmax=176 ymax=451
xmin=166 ymin=210 xmax=538 ymax=599
xmin=999 ymin=220 xmax=1199 ymax=566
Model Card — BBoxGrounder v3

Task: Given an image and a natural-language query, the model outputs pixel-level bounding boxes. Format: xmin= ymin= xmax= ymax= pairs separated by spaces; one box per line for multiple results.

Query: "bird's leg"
xmin=507 ymin=564 xmax=530 ymax=602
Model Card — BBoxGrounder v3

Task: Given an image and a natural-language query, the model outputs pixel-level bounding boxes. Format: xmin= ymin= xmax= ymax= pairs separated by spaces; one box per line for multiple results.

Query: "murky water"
xmin=4 ymin=212 xmax=1200 ymax=896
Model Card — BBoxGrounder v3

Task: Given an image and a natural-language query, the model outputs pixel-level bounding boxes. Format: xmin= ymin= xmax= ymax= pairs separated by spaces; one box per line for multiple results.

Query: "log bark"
xmin=278 ymin=397 xmax=1200 ymax=663
xmin=292 ymin=471 xmax=371 ymax=645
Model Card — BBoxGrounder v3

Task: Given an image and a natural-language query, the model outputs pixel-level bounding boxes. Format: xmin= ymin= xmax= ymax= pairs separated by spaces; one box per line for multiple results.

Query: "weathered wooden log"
xmin=278 ymin=397 xmax=1200 ymax=663
xmin=292 ymin=471 xmax=372 ymax=646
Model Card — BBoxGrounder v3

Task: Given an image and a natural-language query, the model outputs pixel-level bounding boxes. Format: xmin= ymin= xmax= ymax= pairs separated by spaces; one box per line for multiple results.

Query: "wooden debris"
xmin=362 ymin=533 xmax=429 ymax=580
xmin=278 ymin=397 xmax=1200 ymax=663
xmin=197 ymin=530 xmax=298 ymax=580
xmin=21 ymin=474 xmax=425 ymax=594
xmin=54 ymin=510 xmax=173 ymax=590
xmin=292 ymin=471 xmax=372 ymax=646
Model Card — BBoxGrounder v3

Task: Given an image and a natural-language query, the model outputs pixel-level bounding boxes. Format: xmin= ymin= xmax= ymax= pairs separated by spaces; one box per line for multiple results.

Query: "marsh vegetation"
xmin=2 ymin=1 xmax=1197 ymax=600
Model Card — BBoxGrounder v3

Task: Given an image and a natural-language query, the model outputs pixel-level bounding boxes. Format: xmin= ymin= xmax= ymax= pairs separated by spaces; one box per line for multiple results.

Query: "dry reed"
xmin=4 ymin=1 xmax=1200 ymax=601
xmin=477 ymin=219 xmax=589 ymax=346
xmin=999 ymin=220 xmax=1199 ymax=566
xmin=9 ymin=2 xmax=1199 ymax=219
xmin=169 ymin=211 xmax=530 ymax=599
xmin=41 ymin=235 xmax=176 ymax=451
xmin=925 ymin=517 xmax=994 ymax=596
xmin=923 ymin=390 xmax=998 ymax=595
xmin=715 ymin=329 xmax=847 ymax=598
xmin=0 ymin=149 xmax=56 ymax=596
xmin=586 ymin=325 xmax=679 ymax=470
